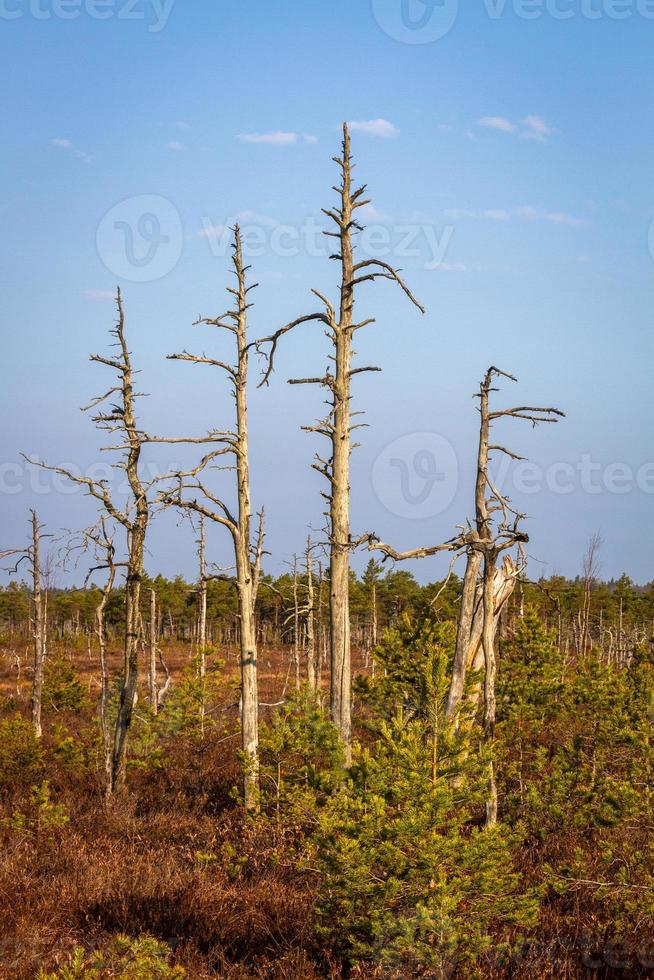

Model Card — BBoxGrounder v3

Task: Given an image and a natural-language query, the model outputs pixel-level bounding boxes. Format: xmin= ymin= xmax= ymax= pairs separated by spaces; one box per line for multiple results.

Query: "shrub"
xmin=0 ymin=713 xmax=44 ymax=793
xmin=37 ymin=934 xmax=185 ymax=979
xmin=43 ymin=652 xmax=86 ymax=712
xmin=258 ymin=687 xmax=344 ymax=822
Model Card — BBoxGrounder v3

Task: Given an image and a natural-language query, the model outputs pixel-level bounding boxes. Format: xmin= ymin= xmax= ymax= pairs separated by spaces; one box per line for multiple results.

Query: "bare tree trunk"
xmin=257 ymin=125 xmax=423 ymax=763
xmin=148 ymin=588 xmax=158 ymax=714
xmin=292 ymin=556 xmax=300 ymax=688
xmin=168 ymin=228 xmax=263 ymax=810
xmin=305 ymin=537 xmax=317 ymax=692
xmin=198 ymin=515 xmax=207 ymax=659
xmin=111 ymin=294 xmax=149 ymax=792
xmin=445 ymin=549 xmax=482 ymax=720
xmin=197 ymin=515 xmax=208 ymax=735
xmin=95 ymin=520 xmax=116 ymax=800
xmin=30 ymin=510 xmax=46 ymax=739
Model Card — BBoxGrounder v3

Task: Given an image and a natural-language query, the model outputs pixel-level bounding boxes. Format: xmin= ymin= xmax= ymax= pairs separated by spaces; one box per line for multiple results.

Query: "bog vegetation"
xmin=1 ymin=127 xmax=652 ymax=978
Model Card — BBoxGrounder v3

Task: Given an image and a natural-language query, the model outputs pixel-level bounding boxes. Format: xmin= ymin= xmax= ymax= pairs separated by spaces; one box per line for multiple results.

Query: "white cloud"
xmin=521 ymin=115 xmax=554 ymax=143
xmin=478 ymin=116 xmax=516 ymax=134
xmin=546 ymin=211 xmax=585 ymax=227
xmin=166 ymin=140 xmax=185 ymax=151
xmin=303 ymin=133 xmax=318 ymax=144
xmin=236 ymin=210 xmax=279 ymax=228
xmin=517 ymin=206 xmax=585 ymax=226
xmin=358 ymin=203 xmax=391 ymax=223
xmin=237 ymin=131 xmax=299 ymax=145
xmin=477 ymin=114 xmax=555 ymax=143
xmin=444 ymin=208 xmax=478 ymax=220
xmin=84 ymin=289 xmax=114 ymax=301
xmin=433 ymin=262 xmax=467 ymax=273
xmin=446 ymin=205 xmax=585 ymax=226
xmin=348 ymin=118 xmax=399 ymax=138
xmin=51 ymin=137 xmax=92 ymax=163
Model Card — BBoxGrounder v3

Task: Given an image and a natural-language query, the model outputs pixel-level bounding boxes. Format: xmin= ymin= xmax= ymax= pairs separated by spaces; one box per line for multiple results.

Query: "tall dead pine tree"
xmin=167 ymin=226 xmax=265 ymax=810
xmin=367 ymin=367 xmax=563 ymax=824
xmin=26 ymin=291 xmax=216 ymax=791
xmin=257 ymin=123 xmax=423 ymax=760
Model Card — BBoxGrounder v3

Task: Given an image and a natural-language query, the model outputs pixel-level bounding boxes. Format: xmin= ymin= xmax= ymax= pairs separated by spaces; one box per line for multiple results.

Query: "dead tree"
xmin=367 ymin=367 xmax=563 ymax=825
xmin=197 ymin=515 xmax=208 ymax=656
xmin=305 ymin=536 xmax=317 ymax=693
xmin=256 ymin=123 xmax=424 ymax=761
xmin=165 ymin=226 xmax=265 ymax=810
xmin=1 ymin=510 xmax=50 ymax=737
xmin=76 ymin=518 xmax=122 ymax=799
xmin=580 ymin=531 xmax=603 ymax=656
xmin=25 ymin=290 xmax=218 ymax=792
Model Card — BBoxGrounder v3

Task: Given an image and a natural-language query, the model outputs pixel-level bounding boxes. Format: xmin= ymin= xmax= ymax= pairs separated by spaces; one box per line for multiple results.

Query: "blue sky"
xmin=2 ymin=0 xmax=653 ymax=586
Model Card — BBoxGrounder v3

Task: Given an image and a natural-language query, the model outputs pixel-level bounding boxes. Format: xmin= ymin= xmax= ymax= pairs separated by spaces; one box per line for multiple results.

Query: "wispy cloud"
xmin=358 ymin=203 xmax=392 ymax=223
xmin=166 ymin=140 xmax=185 ymax=151
xmin=348 ymin=118 xmax=399 ymax=138
xmin=521 ymin=115 xmax=554 ymax=143
xmin=50 ymin=137 xmax=93 ymax=164
xmin=477 ymin=114 xmax=555 ymax=143
xmin=235 ymin=209 xmax=279 ymax=228
xmin=446 ymin=205 xmax=586 ymax=226
xmin=478 ymin=116 xmax=516 ymax=134
xmin=516 ymin=205 xmax=585 ymax=226
xmin=433 ymin=262 xmax=467 ymax=273
xmin=175 ymin=121 xmax=192 ymax=131
xmin=84 ymin=289 xmax=114 ymax=301
xmin=303 ymin=133 xmax=318 ymax=144
xmin=237 ymin=131 xmax=299 ymax=145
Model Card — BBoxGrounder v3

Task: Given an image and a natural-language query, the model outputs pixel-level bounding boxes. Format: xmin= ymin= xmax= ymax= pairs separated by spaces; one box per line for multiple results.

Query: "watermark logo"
xmin=372 ymin=432 xmax=459 ymax=519
xmin=0 ymin=0 xmax=175 ymax=31
xmin=372 ymin=0 xmax=654 ymax=44
xmin=371 ymin=0 xmax=459 ymax=43
xmin=96 ymin=194 xmax=183 ymax=282
xmin=200 ymin=214 xmax=455 ymax=271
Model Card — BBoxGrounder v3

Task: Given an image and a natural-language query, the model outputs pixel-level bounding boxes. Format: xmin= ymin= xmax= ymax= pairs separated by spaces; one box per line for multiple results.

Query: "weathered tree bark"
xmin=110 ymin=297 xmax=149 ymax=791
xmin=445 ymin=550 xmax=482 ymax=721
xmin=305 ymin=537 xmax=317 ymax=693
xmin=167 ymin=227 xmax=264 ymax=810
xmin=148 ymin=589 xmax=158 ymax=714
xmin=24 ymin=290 xmax=219 ymax=792
xmin=89 ymin=518 xmax=117 ymax=800
xmin=30 ymin=510 xmax=46 ymax=739
xmin=366 ymin=366 xmax=563 ymax=825
xmin=257 ymin=124 xmax=423 ymax=761
xmin=197 ymin=515 xmax=208 ymax=735
xmin=198 ymin=515 xmax=208 ymax=658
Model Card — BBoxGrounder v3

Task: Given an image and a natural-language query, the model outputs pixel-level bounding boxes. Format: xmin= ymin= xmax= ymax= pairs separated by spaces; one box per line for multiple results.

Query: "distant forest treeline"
xmin=1 ymin=562 xmax=651 ymax=661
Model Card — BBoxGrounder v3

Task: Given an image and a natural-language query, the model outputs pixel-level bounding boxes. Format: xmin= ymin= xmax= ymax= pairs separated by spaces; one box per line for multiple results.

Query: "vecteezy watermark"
xmin=200 ymin=215 xmax=455 ymax=271
xmin=372 ymin=432 xmax=459 ymax=519
xmin=96 ymin=194 xmax=183 ymax=282
xmin=371 ymin=0 xmax=460 ymax=44
xmin=0 ymin=458 xmax=191 ymax=498
xmin=371 ymin=433 xmax=654 ymax=520
xmin=0 ymin=0 xmax=175 ymax=31
xmin=372 ymin=0 xmax=654 ymax=44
